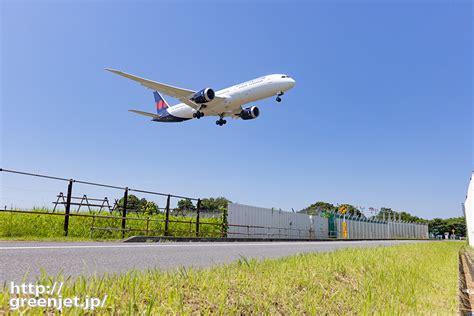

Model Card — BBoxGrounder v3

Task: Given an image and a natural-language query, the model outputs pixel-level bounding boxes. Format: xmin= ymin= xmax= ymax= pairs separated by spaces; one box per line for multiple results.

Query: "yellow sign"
xmin=342 ymin=221 xmax=347 ymax=239
xmin=339 ymin=206 xmax=347 ymax=214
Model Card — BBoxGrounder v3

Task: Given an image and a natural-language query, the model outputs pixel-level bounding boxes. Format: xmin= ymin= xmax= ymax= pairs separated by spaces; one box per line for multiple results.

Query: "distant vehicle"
xmin=107 ymin=69 xmax=295 ymax=126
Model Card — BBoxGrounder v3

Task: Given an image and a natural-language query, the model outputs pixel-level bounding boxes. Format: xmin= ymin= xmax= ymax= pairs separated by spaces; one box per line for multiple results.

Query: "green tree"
xmin=200 ymin=197 xmax=230 ymax=211
xmin=448 ymin=217 xmax=467 ymax=236
xmin=428 ymin=217 xmax=466 ymax=237
xmin=116 ymin=194 xmax=141 ymax=211
xmin=176 ymin=199 xmax=196 ymax=212
xmin=116 ymin=195 xmax=158 ymax=214
xmin=299 ymin=201 xmax=336 ymax=215
xmin=299 ymin=202 xmax=364 ymax=217
xmin=142 ymin=201 xmax=159 ymax=214
xmin=428 ymin=218 xmax=447 ymax=236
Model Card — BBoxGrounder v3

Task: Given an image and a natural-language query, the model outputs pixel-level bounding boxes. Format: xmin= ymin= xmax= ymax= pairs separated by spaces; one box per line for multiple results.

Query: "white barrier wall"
xmin=227 ymin=203 xmax=429 ymax=239
xmin=463 ymin=173 xmax=474 ymax=247
xmin=227 ymin=203 xmax=328 ymax=239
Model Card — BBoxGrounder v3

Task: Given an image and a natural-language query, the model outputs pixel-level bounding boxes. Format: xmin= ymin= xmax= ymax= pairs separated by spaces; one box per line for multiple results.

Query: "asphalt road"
xmin=0 ymin=240 xmax=426 ymax=282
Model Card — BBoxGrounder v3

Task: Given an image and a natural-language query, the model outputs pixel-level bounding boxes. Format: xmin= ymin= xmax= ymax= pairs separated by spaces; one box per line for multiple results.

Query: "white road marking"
xmin=0 ymin=241 xmax=390 ymax=251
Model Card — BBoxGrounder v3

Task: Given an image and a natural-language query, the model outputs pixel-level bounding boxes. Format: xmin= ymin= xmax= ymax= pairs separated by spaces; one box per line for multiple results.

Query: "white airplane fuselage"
xmin=107 ymin=68 xmax=296 ymax=125
xmin=166 ymin=74 xmax=295 ymax=120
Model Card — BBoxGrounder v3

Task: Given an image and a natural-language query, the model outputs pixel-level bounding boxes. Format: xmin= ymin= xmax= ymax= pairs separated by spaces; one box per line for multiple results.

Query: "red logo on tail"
xmin=156 ymin=100 xmax=168 ymax=110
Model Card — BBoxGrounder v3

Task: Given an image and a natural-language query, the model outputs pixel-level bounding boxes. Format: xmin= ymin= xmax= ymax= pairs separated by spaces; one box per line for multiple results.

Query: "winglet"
xmin=106 ymin=68 xmax=126 ymax=76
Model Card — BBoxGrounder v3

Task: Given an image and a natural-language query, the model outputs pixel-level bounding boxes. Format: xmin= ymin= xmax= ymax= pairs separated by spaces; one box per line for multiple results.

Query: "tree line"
xmin=116 ymin=195 xmax=230 ymax=214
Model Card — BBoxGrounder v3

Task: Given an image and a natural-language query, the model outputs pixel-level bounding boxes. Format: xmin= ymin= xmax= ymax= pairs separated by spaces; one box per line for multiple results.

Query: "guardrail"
xmin=0 ymin=208 xmax=225 ymax=239
xmin=0 ymin=168 xmax=204 ymax=238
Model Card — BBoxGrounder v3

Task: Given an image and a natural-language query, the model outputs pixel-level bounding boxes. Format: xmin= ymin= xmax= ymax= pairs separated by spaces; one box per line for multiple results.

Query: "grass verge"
xmin=0 ymin=241 xmax=462 ymax=314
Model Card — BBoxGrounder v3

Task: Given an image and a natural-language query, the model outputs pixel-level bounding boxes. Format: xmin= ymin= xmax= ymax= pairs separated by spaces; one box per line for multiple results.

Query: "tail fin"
xmin=153 ymin=91 xmax=169 ymax=115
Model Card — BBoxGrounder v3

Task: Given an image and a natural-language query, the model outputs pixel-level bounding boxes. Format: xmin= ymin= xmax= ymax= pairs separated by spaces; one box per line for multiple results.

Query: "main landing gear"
xmin=216 ymin=118 xmax=227 ymax=126
xmin=193 ymin=111 xmax=204 ymax=119
xmin=193 ymin=105 xmax=206 ymax=119
xmin=276 ymin=91 xmax=284 ymax=102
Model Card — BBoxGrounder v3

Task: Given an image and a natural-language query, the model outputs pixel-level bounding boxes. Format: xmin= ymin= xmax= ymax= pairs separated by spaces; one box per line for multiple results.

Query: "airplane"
xmin=106 ymin=69 xmax=295 ymax=126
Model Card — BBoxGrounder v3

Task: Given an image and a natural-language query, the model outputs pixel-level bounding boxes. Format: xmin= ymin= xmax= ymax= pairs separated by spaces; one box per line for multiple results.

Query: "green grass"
xmin=0 ymin=242 xmax=462 ymax=315
xmin=0 ymin=209 xmax=224 ymax=240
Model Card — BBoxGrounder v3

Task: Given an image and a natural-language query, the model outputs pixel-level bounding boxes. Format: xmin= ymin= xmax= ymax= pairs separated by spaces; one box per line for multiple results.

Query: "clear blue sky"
xmin=1 ymin=0 xmax=472 ymax=218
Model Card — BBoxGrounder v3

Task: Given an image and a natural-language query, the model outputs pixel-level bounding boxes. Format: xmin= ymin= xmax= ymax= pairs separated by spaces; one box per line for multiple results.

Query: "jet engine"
xmin=191 ymin=88 xmax=215 ymax=104
xmin=239 ymin=106 xmax=260 ymax=120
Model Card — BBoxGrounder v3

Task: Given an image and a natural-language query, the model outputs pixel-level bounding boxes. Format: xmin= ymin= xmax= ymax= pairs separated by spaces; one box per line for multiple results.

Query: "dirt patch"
xmin=459 ymin=250 xmax=474 ymax=315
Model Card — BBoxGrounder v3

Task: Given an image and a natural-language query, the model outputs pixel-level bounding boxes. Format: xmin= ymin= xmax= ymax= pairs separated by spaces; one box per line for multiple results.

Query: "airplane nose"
xmin=289 ymin=78 xmax=296 ymax=88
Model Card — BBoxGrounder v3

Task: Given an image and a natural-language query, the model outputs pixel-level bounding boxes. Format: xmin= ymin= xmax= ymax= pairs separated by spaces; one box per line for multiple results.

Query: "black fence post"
xmin=196 ymin=199 xmax=201 ymax=237
xmin=164 ymin=194 xmax=171 ymax=236
xmin=122 ymin=187 xmax=128 ymax=238
xmin=63 ymin=179 xmax=73 ymax=236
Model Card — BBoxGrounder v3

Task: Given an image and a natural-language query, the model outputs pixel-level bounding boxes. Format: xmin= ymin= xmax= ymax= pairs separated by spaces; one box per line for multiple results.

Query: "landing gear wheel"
xmin=276 ymin=91 xmax=284 ymax=102
xmin=193 ymin=111 xmax=204 ymax=119
xmin=216 ymin=118 xmax=227 ymax=126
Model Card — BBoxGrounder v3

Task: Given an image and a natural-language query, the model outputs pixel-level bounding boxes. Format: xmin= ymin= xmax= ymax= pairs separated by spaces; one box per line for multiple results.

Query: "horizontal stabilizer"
xmin=128 ymin=109 xmax=159 ymax=118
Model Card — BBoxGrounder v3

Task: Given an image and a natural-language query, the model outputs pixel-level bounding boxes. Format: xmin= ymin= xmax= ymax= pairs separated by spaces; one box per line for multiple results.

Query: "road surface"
xmin=0 ymin=240 xmax=426 ymax=282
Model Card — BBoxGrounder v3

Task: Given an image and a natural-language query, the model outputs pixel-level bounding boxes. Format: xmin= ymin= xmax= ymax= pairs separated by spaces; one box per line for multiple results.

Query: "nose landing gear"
xmin=276 ymin=91 xmax=284 ymax=102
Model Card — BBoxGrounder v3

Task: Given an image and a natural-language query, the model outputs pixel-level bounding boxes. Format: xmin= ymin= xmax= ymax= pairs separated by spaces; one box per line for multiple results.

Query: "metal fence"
xmin=1 ymin=168 xmax=429 ymax=240
xmin=0 ymin=168 xmax=221 ymax=238
xmin=227 ymin=203 xmax=429 ymax=239
xmin=333 ymin=215 xmax=428 ymax=239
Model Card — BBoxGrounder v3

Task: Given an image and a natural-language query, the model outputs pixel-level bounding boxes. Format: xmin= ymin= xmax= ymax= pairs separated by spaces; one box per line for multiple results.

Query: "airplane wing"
xmin=107 ymin=69 xmax=194 ymax=99
xmin=106 ymin=69 xmax=226 ymax=110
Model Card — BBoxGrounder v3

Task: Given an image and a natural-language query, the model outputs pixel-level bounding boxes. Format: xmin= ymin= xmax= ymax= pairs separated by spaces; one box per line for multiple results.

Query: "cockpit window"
xmin=281 ymin=75 xmax=290 ymax=78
